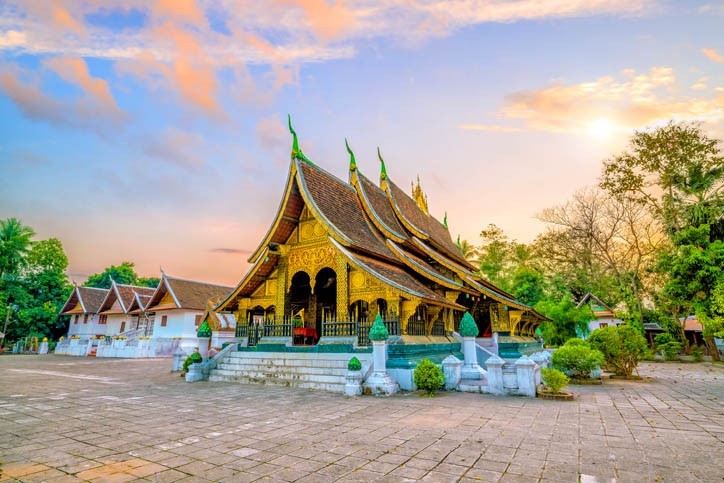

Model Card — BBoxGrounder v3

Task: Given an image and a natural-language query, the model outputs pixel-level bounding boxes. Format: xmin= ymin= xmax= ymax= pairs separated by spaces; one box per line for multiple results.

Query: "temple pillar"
xmin=336 ymin=255 xmax=348 ymax=320
xmin=275 ymin=259 xmax=287 ymax=323
xmin=426 ymin=306 xmax=443 ymax=335
xmin=400 ymin=300 xmax=418 ymax=335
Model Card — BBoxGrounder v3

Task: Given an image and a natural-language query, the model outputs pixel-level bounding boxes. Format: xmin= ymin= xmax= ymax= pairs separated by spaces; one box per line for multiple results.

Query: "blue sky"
xmin=0 ymin=0 xmax=722 ymax=285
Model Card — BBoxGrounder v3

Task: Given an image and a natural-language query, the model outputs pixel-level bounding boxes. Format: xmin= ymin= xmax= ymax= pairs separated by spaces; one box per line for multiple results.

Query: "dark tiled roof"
xmin=331 ymin=239 xmax=464 ymax=309
xmin=388 ymin=180 xmax=430 ymax=236
xmin=166 ymin=277 xmax=233 ymax=310
xmin=387 ymin=180 xmax=470 ymax=266
xmin=217 ymin=252 xmax=278 ymax=311
xmin=298 ymin=161 xmax=394 ymax=261
xmin=357 ymin=173 xmax=407 ymax=240
xmin=387 ymin=240 xmax=464 ymax=290
xmin=79 ymin=287 xmax=110 ymax=313
xmin=116 ymin=284 xmax=155 ymax=311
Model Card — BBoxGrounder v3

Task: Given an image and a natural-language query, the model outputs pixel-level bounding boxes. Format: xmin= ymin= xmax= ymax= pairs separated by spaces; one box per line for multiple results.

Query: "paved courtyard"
xmin=0 ymin=356 xmax=722 ymax=482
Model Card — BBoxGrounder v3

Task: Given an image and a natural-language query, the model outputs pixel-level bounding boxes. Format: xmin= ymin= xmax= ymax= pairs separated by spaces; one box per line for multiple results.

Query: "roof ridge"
xmin=80 ymin=286 xmax=110 ymax=291
xmin=165 ymin=275 xmax=233 ymax=289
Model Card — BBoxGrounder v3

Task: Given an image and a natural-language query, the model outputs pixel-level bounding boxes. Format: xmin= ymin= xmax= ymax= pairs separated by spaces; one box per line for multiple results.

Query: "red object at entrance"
xmin=293 ymin=327 xmax=317 ymax=345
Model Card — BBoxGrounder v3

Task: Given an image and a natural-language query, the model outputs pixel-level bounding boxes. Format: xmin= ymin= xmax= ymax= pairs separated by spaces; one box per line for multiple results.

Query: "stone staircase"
xmin=208 ymin=351 xmax=370 ymax=393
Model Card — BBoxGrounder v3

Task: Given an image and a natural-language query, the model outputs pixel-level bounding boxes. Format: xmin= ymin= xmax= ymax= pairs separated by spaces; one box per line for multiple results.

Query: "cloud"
xmin=458 ymin=123 xmax=523 ymax=132
xmin=702 ymin=48 xmax=724 ymax=63
xmin=498 ymin=67 xmax=724 ymax=133
xmin=0 ymin=63 xmax=125 ymax=132
xmin=141 ymin=127 xmax=205 ymax=168
xmin=256 ymin=115 xmax=289 ymax=151
xmin=44 ymin=57 xmax=121 ymax=115
xmin=211 ymin=248 xmax=252 ymax=254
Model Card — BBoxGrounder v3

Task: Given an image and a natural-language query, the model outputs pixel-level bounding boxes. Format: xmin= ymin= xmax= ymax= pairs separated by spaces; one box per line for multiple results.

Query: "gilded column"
xmin=275 ymin=257 xmax=288 ymax=322
xmin=336 ymin=254 xmax=348 ymax=320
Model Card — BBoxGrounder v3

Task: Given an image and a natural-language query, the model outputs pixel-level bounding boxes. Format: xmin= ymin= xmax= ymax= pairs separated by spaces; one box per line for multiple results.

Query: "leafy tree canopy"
xmin=84 ymin=261 xmax=139 ymax=288
xmin=0 ymin=218 xmax=35 ymax=278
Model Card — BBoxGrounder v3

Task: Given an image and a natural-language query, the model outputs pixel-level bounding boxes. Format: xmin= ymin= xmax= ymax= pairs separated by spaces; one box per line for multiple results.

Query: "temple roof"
xmin=99 ymin=282 xmax=155 ymax=315
xmin=60 ymin=286 xmax=109 ymax=315
xmin=355 ymin=172 xmax=407 ymax=242
xmin=146 ymin=274 xmax=233 ymax=312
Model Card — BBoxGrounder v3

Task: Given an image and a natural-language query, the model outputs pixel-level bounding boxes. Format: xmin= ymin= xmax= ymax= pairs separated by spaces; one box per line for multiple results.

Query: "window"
xmin=120 ymin=322 xmax=126 ymax=333
xmin=161 ymin=315 xmax=167 ymax=327
xmin=83 ymin=314 xmax=89 ymax=324
xmin=74 ymin=315 xmax=79 ymax=325
xmin=599 ymin=323 xmax=608 ymax=328
xmin=194 ymin=314 xmax=202 ymax=328
xmin=99 ymin=314 xmax=107 ymax=325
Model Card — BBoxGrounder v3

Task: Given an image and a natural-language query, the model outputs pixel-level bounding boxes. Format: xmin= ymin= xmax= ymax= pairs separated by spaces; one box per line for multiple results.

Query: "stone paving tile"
xmin=1 ymin=356 xmax=723 ymax=482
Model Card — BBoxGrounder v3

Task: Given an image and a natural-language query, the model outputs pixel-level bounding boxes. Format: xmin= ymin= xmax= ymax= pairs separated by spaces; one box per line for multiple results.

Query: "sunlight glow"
xmin=586 ymin=118 xmax=615 ymax=139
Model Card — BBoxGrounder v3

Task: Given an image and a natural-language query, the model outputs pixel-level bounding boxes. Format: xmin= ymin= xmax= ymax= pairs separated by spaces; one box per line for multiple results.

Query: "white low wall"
xmin=96 ymin=338 xmax=180 ymax=358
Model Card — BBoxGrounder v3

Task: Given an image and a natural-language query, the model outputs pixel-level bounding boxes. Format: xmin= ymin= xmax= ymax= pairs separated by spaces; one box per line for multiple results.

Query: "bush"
xmin=413 ymin=359 xmax=445 ymax=396
xmin=654 ymin=333 xmax=682 ymax=360
xmin=347 ymin=356 xmax=362 ymax=371
xmin=588 ymin=325 xmax=647 ymax=377
xmin=182 ymin=351 xmax=203 ymax=372
xmin=692 ymin=346 xmax=704 ymax=362
xmin=551 ymin=344 xmax=604 ymax=379
xmin=563 ymin=338 xmax=590 ymax=347
xmin=541 ymin=368 xmax=569 ymax=394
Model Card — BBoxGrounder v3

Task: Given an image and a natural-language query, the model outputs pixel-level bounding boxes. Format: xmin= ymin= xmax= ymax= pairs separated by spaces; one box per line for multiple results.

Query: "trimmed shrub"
xmin=563 ymin=338 xmax=590 ymax=348
xmin=182 ymin=351 xmax=203 ymax=372
xmin=541 ymin=368 xmax=569 ymax=394
xmin=654 ymin=333 xmax=682 ymax=360
xmin=413 ymin=359 xmax=444 ymax=396
xmin=692 ymin=346 xmax=703 ymax=362
xmin=589 ymin=325 xmax=648 ymax=376
xmin=347 ymin=356 xmax=362 ymax=371
xmin=551 ymin=344 xmax=604 ymax=379
xmin=197 ymin=321 xmax=212 ymax=338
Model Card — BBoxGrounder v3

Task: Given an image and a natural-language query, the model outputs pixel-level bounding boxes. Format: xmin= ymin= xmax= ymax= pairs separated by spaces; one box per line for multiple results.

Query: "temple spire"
xmin=346 ymin=138 xmax=356 ymax=171
xmin=411 ymin=176 xmax=429 ymax=214
xmin=288 ymin=114 xmax=313 ymax=165
xmin=378 ymin=147 xmax=387 ymax=180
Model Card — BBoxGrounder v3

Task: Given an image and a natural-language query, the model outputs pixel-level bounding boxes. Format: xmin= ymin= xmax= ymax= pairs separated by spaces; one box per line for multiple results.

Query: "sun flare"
xmin=587 ymin=118 xmax=615 ymax=139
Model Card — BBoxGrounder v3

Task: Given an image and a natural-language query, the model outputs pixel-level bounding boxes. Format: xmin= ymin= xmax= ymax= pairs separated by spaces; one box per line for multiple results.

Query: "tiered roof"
xmin=98 ymin=282 xmax=156 ymax=315
xmin=60 ymin=286 xmax=110 ymax=315
xmin=145 ymin=273 xmax=233 ymax=312
xmin=219 ymin=119 xmax=546 ymax=322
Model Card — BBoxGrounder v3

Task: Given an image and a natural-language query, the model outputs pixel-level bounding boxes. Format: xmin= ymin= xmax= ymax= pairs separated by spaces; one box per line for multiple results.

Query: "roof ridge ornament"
xmin=411 ymin=175 xmax=429 ymax=214
xmin=345 ymin=138 xmax=356 ymax=172
xmin=377 ymin=147 xmax=388 ymax=181
xmin=288 ymin=114 xmax=314 ymax=165
xmin=443 ymin=212 xmax=448 ymax=229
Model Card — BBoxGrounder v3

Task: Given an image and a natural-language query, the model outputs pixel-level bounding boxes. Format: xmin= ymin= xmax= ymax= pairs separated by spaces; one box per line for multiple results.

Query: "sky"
xmin=0 ymin=0 xmax=723 ymax=287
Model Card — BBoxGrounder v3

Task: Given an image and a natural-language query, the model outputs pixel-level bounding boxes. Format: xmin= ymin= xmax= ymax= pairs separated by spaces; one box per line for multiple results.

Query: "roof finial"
xmin=456 ymin=234 xmax=461 ymax=249
xmin=443 ymin=212 xmax=448 ymax=228
xmin=411 ymin=175 xmax=429 ymax=214
xmin=345 ymin=138 xmax=356 ymax=171
xmin=377 ymin=147 xmax=387 ymax=180
xmin=288 ymin=114 xmax=313 ymax=165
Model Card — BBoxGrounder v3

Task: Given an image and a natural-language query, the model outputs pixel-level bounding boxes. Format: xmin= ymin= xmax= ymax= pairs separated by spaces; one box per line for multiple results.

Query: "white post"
xmin=363 ymin=340 xmax=399 ymax=396
xmin=515 ymin=355 xmax=538 ymax=397
xmin=486 ymin=354 xmax=505 ymax=395
xmin=442 ymin=355 xmax=462 ymax=390
xmin=461 ymin=337 xmax=486 ymax=380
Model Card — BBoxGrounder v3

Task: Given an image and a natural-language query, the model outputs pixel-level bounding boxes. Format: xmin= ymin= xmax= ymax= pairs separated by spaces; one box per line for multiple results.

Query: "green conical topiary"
xmin=197 ymin=320 xmax=212 ymax=338
xmin=368 ymin=313 xmax=389 ymax=341
xmin=347 ymin=356 xmax=362 ymax=371
xmin=458 ymin=312 xmax=479 ymax=338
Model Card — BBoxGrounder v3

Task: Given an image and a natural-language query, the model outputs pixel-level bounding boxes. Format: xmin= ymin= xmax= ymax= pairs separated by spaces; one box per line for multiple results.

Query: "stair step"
xmin=458 ymin=379 xmax=488 ymax=394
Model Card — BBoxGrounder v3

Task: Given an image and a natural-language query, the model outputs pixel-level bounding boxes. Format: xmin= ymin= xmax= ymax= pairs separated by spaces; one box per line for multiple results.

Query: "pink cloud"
xmin=44 ymin=57 xmax=121 ymax=114
xmin=702 ymin=48 xmax=724 ymax=63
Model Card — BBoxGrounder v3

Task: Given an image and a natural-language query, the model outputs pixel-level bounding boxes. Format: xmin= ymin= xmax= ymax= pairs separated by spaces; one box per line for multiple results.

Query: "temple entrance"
xmin=314 ymin=267 xmax=337 ymax=338
xmin=289 ymin=271 xmax=315 ymax=344
xmin=456 ymin=294 xmax=493 ymax=337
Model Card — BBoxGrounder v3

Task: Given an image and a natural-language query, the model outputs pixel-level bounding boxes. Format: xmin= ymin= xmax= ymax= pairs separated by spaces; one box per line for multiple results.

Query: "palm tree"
xmin=457 ymin=237 xmax=479 ymax=265
xmin=0 ymin=218 xmax=35 ymax=278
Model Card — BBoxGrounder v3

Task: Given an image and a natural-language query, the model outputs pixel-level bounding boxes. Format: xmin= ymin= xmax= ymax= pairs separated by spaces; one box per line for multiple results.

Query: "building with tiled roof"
xmin=144 ymin=273 xmax=233 ymax=349
xmin=576 ymin=292 xmax=624 ymax=337
xmin=96 ymin=281 xmax=156 ymax=336
xmin=217 ymin=118 xmax=547 ymax=349
xmin=60 ymin=286 xmax=110 ymax=338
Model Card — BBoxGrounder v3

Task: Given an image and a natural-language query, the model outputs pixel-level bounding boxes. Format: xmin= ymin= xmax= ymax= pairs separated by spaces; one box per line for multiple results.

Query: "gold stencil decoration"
xmin=351 ymin=272 xmax=366 ymax=289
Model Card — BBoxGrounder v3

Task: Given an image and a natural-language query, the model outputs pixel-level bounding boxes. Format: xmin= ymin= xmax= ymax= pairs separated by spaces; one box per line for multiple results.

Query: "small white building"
xmin=97 ymin=281 xmax=157 ymax=336
xmin=60 ymin=286 xmax=110 ymax=338
xmin=144 ymin=273 xmax=233 ymax=350
xmin=577 ymin=292 xmax=624 ymax=336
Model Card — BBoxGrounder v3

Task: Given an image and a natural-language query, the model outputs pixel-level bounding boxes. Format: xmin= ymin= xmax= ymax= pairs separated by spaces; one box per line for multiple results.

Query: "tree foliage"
xmin=0 ymin=218 xmax=35 ymax=278
xmin=84 ymin=261 xmax=138 ymax=288
xmin=588 ymin=325 xmax=647 ymax=377
xmin=551 ymin=339 xmax=605 ymax=379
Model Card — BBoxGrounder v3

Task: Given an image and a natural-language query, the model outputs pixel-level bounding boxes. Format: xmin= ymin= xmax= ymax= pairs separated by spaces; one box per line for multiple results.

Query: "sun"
xmin=587 ymin=118 xmax=615 ymax=139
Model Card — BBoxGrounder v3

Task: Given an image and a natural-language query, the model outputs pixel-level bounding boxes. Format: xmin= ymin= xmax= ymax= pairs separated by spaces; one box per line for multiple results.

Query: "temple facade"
xmin=217 ymin=119 xmax=546 ymax=349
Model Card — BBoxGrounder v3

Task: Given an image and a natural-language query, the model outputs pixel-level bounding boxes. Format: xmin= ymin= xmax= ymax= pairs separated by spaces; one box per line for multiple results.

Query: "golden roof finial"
xmin=411 ymin=175 xmax=429 ymax=214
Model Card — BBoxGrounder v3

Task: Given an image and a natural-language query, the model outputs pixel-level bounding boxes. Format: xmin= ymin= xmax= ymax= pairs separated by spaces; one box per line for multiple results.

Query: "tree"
xmin=535 ymin=296 xmax=594 ymax=346
xmin=600 ymin=121 xmax=723 ymax=239
xmin=457 ymin=238 xmax=479 ymax=265
xmin=0 ymin=218 xmax=35 ymax=278
xmin=137 ymin=277 xmax=160 ymax=288
xmin=25 ymin=238 xmax=68 ymax=274
xmin=84 ymin=262 xmax=138 ymax=288
xmin=536 ymin=189 xmax=666 ymax=326
xmin=477 ymin=224 xmax=511 ymax=287
xmin=588 ymin=325 xmax=648 ymax=377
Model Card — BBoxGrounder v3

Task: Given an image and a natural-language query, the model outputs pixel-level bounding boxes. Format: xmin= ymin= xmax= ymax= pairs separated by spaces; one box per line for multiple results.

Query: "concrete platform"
xmin=0 ymin=355 xmax=722 ymax=482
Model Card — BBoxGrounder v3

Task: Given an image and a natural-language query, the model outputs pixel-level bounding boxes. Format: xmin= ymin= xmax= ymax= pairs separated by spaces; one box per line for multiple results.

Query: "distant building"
xmin=60 ymin=286 xmax=110 ymax=338
xmin=144 ymin=273 xmax=233 ymax=350
xmin=97 ymin=281 xmax=156 ymax=336
xmin=576 ymin=292 xmax=624 ymax=337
